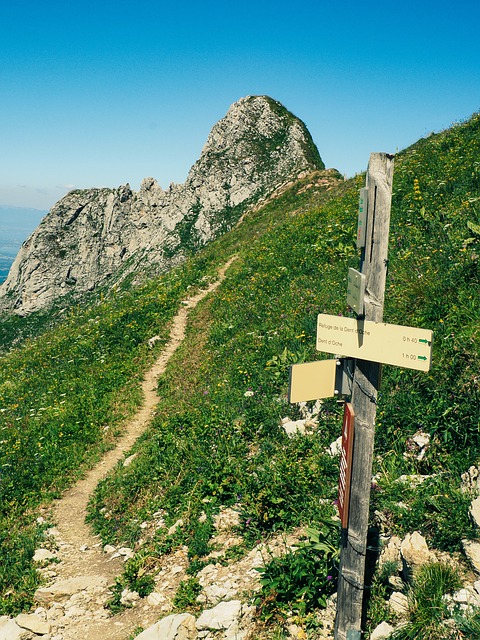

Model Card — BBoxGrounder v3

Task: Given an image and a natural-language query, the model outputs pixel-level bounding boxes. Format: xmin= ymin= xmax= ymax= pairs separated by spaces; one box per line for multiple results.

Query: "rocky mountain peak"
xmin=0 ymin=96 xmax=327 ymax=315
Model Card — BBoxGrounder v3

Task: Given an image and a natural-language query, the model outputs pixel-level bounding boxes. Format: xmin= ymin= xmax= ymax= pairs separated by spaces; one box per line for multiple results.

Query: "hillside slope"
xmin=0 ymin=112 xmax=479 ymax=638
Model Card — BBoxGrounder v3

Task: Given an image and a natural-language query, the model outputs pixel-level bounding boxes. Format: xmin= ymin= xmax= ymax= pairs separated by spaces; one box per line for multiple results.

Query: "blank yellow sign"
xmin=288 ymin=359 xmax=337 ymax=403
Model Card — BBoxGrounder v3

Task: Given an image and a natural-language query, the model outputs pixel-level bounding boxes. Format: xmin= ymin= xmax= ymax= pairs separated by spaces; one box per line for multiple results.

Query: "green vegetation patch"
xmin=1 ymin=111 xmax=480 ymax=630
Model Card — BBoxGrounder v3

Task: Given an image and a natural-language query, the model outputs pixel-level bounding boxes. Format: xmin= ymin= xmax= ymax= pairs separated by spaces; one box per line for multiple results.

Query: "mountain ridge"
xmin=0 ymin=96 xmax=334 ymax=315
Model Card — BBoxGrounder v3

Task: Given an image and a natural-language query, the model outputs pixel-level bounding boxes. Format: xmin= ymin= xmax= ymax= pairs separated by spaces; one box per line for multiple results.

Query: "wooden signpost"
xmin=288 ymin=152 xmax=434 ymax=640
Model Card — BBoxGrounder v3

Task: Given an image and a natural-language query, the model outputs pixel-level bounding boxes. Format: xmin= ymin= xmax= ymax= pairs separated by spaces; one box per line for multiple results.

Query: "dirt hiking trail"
xmin=39 ymin=258 xmax=236 ymax=640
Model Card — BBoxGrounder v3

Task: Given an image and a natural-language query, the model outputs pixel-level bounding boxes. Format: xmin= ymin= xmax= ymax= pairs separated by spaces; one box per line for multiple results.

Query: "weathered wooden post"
xmin=334 ymin=152 xmax=395 ymax=639
xmin=290 ymin=152 xmax=432 ymax=638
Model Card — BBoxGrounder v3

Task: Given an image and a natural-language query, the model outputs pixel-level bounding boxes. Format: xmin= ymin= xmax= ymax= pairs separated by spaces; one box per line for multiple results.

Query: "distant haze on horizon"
xmin=0 ymin=206 xmax=47 ymax=283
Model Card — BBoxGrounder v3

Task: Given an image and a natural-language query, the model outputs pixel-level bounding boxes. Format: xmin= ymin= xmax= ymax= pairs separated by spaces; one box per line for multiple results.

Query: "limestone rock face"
xmin=0 ymin=96 xmax=325 ymax=315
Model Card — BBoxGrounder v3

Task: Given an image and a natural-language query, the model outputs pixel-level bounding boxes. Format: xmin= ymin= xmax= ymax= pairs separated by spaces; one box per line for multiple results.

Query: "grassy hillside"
xmin=1 ymin=112 xmax=479 ymax=634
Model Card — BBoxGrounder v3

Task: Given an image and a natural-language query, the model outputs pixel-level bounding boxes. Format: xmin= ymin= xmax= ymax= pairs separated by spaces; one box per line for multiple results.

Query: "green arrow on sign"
xmin=418 ymin=355 xmax=428 ymax=361
xmin=419 ymin=339 xmax=429 ymax=344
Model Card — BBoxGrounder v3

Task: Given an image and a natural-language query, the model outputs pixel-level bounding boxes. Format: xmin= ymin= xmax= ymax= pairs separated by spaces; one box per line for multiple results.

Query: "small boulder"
xmin=469 ymin=497 xmax=480 ymax=528
xmin=33 ymin=548 xmax=57 ymax=563
xmin=15 ymin=613 xmax=50 ymax=635
xmin=196 ymin=600 xmax=242 ymax=631
xmin=120 ymin=588 xmax=140 ymax=607
xmin=0 ymin=617 xmax=24 ymax=640
xmin=370 ymin=621 xmax=395 ymax=640
xmin=34 ymin=576 xmax=107 ymax=604
xmin=134 ymin=613 xmax=197 ymax=639
xmin=282 ymin=419 xmax=307 ymax=437
xmin=463 ymin=539 xmax=480 ymax=573
xmin=389 ymin=592 xmax=409 ymax=616
xmin=400 ymin=532 xmax=434 ymax=568
xmin=168 ymin=519 xmax=183 ymax=536
xmin=379 ymin=536 xmax=402 ymax=570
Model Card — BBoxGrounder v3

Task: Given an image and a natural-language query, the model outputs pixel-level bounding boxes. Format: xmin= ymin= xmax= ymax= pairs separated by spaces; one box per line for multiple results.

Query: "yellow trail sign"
xmin=288 ymin=359 xmax=338 ymax=403
xmin=316 ymin=313 xmax=433 ymax=372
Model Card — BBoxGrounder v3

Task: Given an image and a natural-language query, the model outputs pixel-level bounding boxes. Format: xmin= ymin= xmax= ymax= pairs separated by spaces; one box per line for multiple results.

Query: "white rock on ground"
xmin=34 ymin=576 xmax=108 ymax=605
xmin=134 ymin=613 xmax=197 ymax=639
xmin=370 ymin=621 xmax=395 ymax=640
xmin=196 ymin=600 xmax=242 ymax=631
xmin=400 ymin=531 xmax=434 ymax=568
xmin=389 ymin=592 xmax=409 ymax=616
xmin=328 ymin=436 xmax=342 ymax=456
xmin=33 ymin=548 xmax=57 ymax=563
xmin=462 ymin=539 xmax=480 ymax=573
xmin=15 ymin=613 xmax=51 ymax=635
xmin=0 ymin=616 xmax=24 ymax=640
xmin=379 ymin=536 xmax=402 ymax=570
xmin=469 ymin=496 xmax=480 ymax=528
xmin=453 ymin=587 xmax=480 ymax=606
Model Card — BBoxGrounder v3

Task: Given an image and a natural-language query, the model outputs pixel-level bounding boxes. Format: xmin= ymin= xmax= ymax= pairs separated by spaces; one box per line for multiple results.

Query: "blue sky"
xmin=1 ymin=0 xmax=479 ymax=210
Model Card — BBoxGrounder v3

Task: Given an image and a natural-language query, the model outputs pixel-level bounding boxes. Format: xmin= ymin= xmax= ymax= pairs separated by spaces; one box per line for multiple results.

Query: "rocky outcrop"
xmin=0 ymin=96 xmax=327 ymax=315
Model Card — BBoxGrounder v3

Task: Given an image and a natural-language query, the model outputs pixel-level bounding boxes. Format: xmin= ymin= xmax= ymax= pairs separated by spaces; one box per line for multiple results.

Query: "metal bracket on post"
xmin=335 ymin=358 xmax=354 ymax=396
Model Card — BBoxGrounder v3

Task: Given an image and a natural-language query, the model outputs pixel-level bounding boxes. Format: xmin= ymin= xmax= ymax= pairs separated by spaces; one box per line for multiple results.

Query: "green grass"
xmin=390 ymin=562 xmax=462 ymax=640
xmin=0 ymin=255 xmax=228 ymax=614
xmin=1 ymin=111 xmax=479 ymax=628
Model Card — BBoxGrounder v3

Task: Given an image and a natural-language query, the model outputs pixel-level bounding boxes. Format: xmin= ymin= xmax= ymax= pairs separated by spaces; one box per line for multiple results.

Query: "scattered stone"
xmin=400 ymin=531 xmax=434 ymax=568
xmin=134 ymin=612 xmax=197 ymax=639
xmin=388 ymin=575 xmax=405 ymax=590
xmin=297 ymin=400 xmax=322 ymax=420
xmin=196 ymin=600 xmax=242 ymax=631
xmin=46 ymin=605 xmax=65 ymax=622
xmin=15 ymin=613 xmax=51 ymax=635
xmin=282 ymin=419 xmax=307 ymax=437
xmin=213 ymin=508 xmax=240 ymax=531
xmin=202 ymin=584 xmax=229 ymax=605
xmin=453 ymin=587 xmax=480 ymax=606
xmin=0 ymin=616 xmax=24 ymax=640
xmin=65 ymin=604 xmax=88 ymax=618
xmin=379 ymin=536 xmax=402 ymax=570
xmin=117 ymin=547 xmax=134 ymax=559
xmin=146 ymin=592 xmax=165 ymax=606
xmin=120 ymin=588 xmax=140 ymax=607
xmin=396 ymin=474 xmax=432 ymax=486
xmin=103 ymin=544 xmax=116 ymax=554
xmin=462 ymin=539 xmax=480 ymax=573
xmin=147 ymin=336 xmax=162 ymax=349
xmin=123 ymin=453 xmax=138 ymax=467
xmin=327 ymin=436 xmax=342 ymax=456
xmin=389 ymin=592 xmax=409 ymax=616
xmin=469 ymin=496 xmax=480 ymax=528
xmin=33 ymin=549 xmax=57 ymax=563
xmin=404 ymin=430 xmax=430 ymax=460
xmin=462 ymin=465 xmax=480 ymax=493
xmin=370 ymin=621 xmax=395 ymax=640
xmin=34 ymin=576 xmax=108 ymax=604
